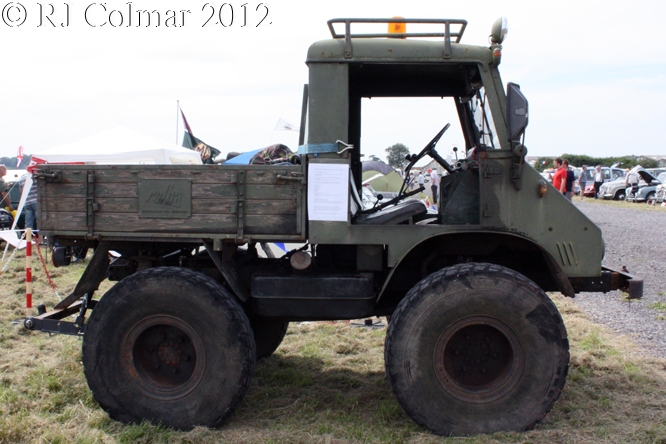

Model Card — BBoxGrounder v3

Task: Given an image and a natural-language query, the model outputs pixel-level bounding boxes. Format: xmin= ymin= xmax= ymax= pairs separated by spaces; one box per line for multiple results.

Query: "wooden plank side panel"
xmin=39 ymin=164 xmax=303 ymax=183
xmin=41 ymin=212 xmax=86 ymax=232
xmin=44 ymin=198 xmax=87 ymax=213
xmin=245 ymin=184 xmax=299 ymax=200
xmin=40 ymin=165 xmax=305 ymax=237
xmin=94 ymin=214 xmax=237 ymax=234
xmin=193 ymin=183 xmax=299 ymax=200
xmin=193 ymin=184 xmax=239 ymax=199
xmin=44 ymin=183 xmax=87 ymax=199
xmin=92 ymin=168 xmax=238 ymax=184
xmin=245 ymin=199 xmax=297 ymax=215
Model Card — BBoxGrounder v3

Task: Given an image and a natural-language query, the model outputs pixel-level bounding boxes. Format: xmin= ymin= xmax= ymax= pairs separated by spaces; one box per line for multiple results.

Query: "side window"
xmin=612 ymin=170 xmax=623 ymax=180
xmin=603 ymin=170 xmax=611 ymax=180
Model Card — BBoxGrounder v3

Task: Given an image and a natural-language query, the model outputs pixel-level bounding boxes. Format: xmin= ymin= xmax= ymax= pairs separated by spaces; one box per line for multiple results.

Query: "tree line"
xmin=1 ymin=155 xmax=32 ymax=169
xmin=534 ymin=154 xmax=658 ymax=172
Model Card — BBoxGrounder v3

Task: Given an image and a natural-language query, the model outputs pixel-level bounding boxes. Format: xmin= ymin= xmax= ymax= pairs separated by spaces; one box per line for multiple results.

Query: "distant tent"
xmin=362 ymin=160 xmax=394 ymax=176
xmin=361 ymin=160 xmax=404 ymax=193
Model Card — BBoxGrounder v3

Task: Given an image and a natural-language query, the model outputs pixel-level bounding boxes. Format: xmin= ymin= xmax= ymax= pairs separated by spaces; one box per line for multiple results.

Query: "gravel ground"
xmin=571 ymin=200 xmax=666 ymax=359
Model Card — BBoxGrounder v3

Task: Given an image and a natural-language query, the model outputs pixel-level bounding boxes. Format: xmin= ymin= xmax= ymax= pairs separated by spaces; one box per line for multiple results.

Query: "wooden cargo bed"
xmin=37 ymin=164 xmax=306 ymax=242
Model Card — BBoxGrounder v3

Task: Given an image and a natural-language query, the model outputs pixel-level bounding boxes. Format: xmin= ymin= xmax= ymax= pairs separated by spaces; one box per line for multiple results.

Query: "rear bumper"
xmin=569 ymin=266 xmax=643 ymax=299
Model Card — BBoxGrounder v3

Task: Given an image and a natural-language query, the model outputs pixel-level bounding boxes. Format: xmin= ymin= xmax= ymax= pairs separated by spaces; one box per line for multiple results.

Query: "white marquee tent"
xmin=30 ymin=127 xmax=203 ymax=165
xmin=1 ymin=127 xmax=203 ymax=250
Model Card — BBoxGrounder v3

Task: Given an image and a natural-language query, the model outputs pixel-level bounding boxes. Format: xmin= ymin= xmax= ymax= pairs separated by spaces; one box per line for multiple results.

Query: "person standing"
xmin=552 ymin=158 xmax=567 ymax=196
xmin=430 ymin=169 xmax=439 ymax=204
xmin=0 ymin=165 xmax=14 ymax=214
xmin=19 ymin=171 xmax=39 ymax=233
xmin=578 ymin=165 xmax=588 ymax=201
xmin=626 ymin=168 xmax=639 ymax=199
xmin=417 ymin=170 xmax=425 ymax=189
xmin=563 ymin=159 xmax=575 ymax=201
xmin=593 ymin=165 xmax=604 ymax=199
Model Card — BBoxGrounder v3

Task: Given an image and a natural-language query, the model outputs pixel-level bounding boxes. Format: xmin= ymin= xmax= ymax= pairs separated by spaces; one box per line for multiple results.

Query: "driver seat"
xmin=349 ymin=175 xmax=427 ymax=225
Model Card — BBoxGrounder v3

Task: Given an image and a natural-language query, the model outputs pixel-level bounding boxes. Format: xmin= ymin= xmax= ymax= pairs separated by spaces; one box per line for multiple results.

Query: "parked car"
xmin=581 ymin=167 xmax=625 ymax=197
xmin=598 ymin=177 xmax=627 ymax=200
xmin=626 ymin=171 xmax=665 ymax=203
xmin=596 ymin=166 xmax=663 ymax=201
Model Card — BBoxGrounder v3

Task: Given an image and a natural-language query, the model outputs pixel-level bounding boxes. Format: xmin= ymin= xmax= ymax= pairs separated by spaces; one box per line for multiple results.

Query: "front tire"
xmin=385 ymin=263 xmax=569 ymax=436
xmin=82 ymin=267 xmax=255 ymax=429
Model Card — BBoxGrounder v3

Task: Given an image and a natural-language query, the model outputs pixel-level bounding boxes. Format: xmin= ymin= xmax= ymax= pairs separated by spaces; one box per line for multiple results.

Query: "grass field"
xmin=579 ymin=196 xmax=666 ymax=212
xmin=1 ymin=247 xmax=665 ymax=444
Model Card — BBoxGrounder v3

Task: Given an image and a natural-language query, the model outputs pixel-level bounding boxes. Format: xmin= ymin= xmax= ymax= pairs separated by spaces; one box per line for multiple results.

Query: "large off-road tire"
xmin=249 ymin=316 xmax=289 ymax=360
xmin=385 ymin=263 xmax=569 ymax=436
xmin=82 ymin=267 xmax=255 ymax=429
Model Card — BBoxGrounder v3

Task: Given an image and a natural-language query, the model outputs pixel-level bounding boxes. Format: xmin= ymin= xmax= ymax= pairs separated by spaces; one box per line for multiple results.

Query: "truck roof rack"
xmin=327 ymin=18 xmax=468 ymax=58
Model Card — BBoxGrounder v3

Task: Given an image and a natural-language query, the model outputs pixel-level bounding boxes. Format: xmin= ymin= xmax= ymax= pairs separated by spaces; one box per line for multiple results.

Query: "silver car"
xmin=626 ymin=171 xmax=665 ymax=203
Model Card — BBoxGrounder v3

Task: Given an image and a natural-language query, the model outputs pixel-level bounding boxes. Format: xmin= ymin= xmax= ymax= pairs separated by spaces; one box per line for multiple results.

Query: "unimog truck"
xmin=24 ymin=18 xmax=642 ymax=436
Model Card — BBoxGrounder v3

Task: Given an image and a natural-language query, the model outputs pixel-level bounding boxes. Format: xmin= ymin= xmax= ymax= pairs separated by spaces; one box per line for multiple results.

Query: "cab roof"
xmin=307 ymin=18 xmax=493 ymax=65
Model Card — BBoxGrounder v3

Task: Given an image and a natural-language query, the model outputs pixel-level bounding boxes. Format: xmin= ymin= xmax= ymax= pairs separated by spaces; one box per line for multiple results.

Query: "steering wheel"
xmin=356 ymin=124 xmax=454 ymax=218
xmin=398 ymin=123 xmax=454 ymax=195
xmin=412 ymin=123 xmax=451 ymax=163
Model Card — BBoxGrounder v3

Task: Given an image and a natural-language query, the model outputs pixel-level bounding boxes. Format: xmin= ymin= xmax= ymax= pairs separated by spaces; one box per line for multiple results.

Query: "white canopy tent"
xmin=30 ymin=127 xmax=203 ymax=165
xmin=2 ymin=127 xmax=203 ymax=251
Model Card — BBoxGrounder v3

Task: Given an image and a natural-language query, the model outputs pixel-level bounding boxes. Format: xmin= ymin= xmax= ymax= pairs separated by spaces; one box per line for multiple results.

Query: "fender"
xmin=377 ymin=230 xmax=574 ymax=304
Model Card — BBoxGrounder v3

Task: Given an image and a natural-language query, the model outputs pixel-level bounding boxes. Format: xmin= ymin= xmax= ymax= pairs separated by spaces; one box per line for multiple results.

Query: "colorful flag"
xmin=180 ymin=108 xmax=221 ymax=164
xmin=26 ymin=157 xmax=49 ymax=173
xmin=16 ymin=146 xmax=23 ymax=168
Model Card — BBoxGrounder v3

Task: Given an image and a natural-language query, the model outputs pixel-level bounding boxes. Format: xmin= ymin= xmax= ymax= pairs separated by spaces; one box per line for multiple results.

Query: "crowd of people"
xmin=404 ymin=168 xmax=440 ymax=205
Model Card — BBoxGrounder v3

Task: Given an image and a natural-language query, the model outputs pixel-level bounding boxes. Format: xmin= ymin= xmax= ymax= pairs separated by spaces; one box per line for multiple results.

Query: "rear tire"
xmin=385 ymin=263 xmax=569 ymax=436
xmin=82 ymin=267 xmax=255 ymax=429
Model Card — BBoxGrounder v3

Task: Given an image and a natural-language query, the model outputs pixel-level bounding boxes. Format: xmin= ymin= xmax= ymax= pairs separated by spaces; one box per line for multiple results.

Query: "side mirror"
xmin=506 ymin=82 xmax=528 ymax=143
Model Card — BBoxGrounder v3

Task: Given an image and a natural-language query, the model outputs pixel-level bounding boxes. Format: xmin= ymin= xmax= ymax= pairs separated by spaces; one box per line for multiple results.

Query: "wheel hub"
xmin=433 ymin=315 xmax=524 ymax=403
xmin=157 ymin=339 xmax=183 ymax=365
xmin=121 ymin=315 xmax=205 ymax=400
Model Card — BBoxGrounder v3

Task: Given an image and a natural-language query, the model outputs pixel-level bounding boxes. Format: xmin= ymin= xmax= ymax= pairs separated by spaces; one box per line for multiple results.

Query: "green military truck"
xmin=24 ymin=18 xmax=641 ymax=436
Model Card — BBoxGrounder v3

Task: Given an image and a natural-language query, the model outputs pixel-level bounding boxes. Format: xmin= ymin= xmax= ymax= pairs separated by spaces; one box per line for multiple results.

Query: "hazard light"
xmin=388 ymin=17 xmax=406 ymax=35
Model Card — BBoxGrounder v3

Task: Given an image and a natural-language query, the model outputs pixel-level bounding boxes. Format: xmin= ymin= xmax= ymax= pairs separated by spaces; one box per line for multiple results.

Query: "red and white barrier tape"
xmin=34 ymin=241 xmax=61 ymax=301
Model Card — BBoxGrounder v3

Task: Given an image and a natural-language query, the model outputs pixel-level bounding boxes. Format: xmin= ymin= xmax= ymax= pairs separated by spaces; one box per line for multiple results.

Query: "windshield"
xmin=470 ymin=87 xmax=499 ymax=149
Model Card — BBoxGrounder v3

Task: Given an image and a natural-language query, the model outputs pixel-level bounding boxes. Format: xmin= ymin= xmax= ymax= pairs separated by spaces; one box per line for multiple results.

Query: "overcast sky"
xmin=1 ymin=0 xmax=664 ymax=163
